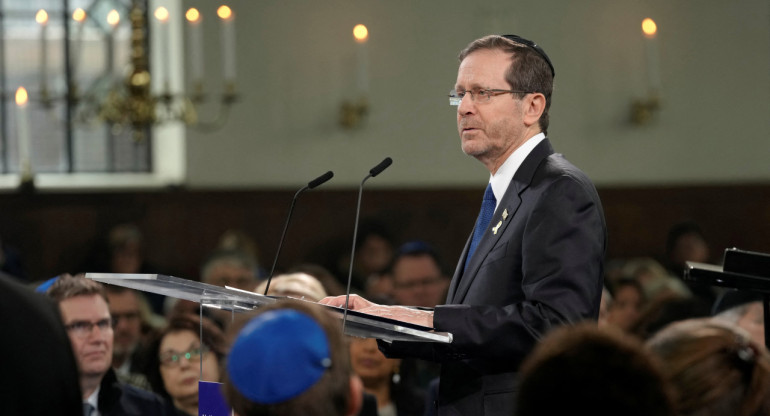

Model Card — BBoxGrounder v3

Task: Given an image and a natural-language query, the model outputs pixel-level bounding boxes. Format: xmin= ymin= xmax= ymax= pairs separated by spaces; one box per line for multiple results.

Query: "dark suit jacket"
xmin=381 ymin=139 xmax=606 ymax=416
xmin=99 ymin=368 xmax=177 ymax=416
xmin=0 ymin=275 xmax=83 ymax=416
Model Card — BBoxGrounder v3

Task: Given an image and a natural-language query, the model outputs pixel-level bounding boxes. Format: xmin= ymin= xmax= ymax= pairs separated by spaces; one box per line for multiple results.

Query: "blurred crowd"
xmin=2 ymin=218 xmax=769 ymax=416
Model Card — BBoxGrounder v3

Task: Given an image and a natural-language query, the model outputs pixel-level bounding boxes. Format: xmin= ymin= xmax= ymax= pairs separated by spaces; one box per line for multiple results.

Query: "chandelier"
xmin=77 ymin=0 xmax=237 ymax=141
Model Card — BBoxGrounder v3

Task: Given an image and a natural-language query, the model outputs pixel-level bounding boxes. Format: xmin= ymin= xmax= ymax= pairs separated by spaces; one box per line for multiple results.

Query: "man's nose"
xmin=457 ymin=93 xmax=476 ymax=115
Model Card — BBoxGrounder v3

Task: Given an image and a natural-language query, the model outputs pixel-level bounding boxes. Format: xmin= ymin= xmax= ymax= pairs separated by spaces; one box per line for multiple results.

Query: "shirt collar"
xmin=85 ymin=385 xmax=100 ymax=414
xmin=489 ymin=132 xmax=546 ymax=209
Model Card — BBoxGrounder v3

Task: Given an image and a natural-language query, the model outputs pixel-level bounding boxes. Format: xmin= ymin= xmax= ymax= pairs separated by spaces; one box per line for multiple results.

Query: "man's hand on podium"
xmin=319 ymin=294 xmax=435 ymax=328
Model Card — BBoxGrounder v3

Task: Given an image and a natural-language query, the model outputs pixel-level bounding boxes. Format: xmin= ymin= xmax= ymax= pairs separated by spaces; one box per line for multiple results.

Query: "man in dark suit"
xmin=322 ymin=34 xmax=606 ymax=416
xmin=46 ymin=275 xmax=175 ymax=416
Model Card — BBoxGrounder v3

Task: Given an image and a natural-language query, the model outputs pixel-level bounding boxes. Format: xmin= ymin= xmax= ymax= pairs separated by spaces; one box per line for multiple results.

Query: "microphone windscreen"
xmin=369 ymin=157 xmax=393 ymax=177
xmin=308 ymin=171 xmax=334 ymax=189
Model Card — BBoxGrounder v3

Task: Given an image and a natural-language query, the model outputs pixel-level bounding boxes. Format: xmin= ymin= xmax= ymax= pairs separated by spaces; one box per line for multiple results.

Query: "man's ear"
xmin=522 ymin=93 xmax=546 ymax=127
xmin=346 ymin=375 xmax=364 ymax=416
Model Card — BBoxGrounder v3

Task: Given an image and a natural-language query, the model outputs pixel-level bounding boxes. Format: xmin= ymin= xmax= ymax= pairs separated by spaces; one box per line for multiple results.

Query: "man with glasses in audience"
xmin=323 ymin=34 xmax=606 ymax=415
xmin=388 ymin=241 xmax=450 ymax=309
xmin=47 ymin=275 xmax=174 ymax=416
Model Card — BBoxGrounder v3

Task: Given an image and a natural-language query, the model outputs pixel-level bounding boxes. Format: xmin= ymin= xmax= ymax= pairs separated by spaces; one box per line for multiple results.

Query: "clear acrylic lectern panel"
xmin=85 ymin=273 xmax=451 ymax=343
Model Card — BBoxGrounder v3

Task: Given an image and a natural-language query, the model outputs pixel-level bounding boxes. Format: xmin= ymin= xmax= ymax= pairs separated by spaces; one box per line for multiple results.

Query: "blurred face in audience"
xmin=159 ymin=329 xmax=220 ymax=407
xmin=349 ymin=337 xmax=399 ymax=387
xmin=392 ymin=254 xmax=448 ymax=308
xmin=670 ymin=233 xmax=709 ymax=267
xmin=607 ymin=284 xmax=642 ymax=331
xmin=204 ymin=263 xmax=255 ymax=291
xmin=60 ymin=294 xmax=114 ymax=379
xmin=106 ymin=290 xmax=142 ymax=359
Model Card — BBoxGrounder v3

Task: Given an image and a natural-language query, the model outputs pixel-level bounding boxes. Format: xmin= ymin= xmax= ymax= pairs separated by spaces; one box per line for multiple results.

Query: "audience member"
xmin=665 ymin=220 xmax=716 ymax=305
xmin=605 ymin=277 xmax=645 ymax=332
xmin=200 ymin=249 xmax=258 ymax=290
xmin=105 ymin=286 xmax=154 ymax=389
xmin=177 ymin=249 xmax=260 ymax=327
xmin=713 ymin=290 xmax=765 ymax=347
xmin=647 ymin=318 xmax=770 ymax=416
xmin=516 ymin=323 xmax=675 ymax=416
xmin=86 ymin=223 xmax=166 ymax=315
xmin=46 ymin=274 xmax=175 ymax=416
xmin=216 ymin=229 xmax=267 ymax=279
xmin=255 ymin=272 xmax=328 ymax=301
xmin=349 ymin=221 xmax=396 ymax=292
xmin=144 ymin=314 xmax=227 ymax=416
xmin=223 ymin=300 xmax=364 ymax=416
xmin=349 ymin=337 xmax=425 ymax=416
xmin=631 ymin=292 xmax=712 ymax=340
xmin=622 ymin=257 xmax=691 ymax=301
xmin=288 ymin=263 xmax=346 ymax=296
xmin=0 ymin=275 xmax=82 ymax=415
xmin=387 ymin=241 xmax=450 ymax=309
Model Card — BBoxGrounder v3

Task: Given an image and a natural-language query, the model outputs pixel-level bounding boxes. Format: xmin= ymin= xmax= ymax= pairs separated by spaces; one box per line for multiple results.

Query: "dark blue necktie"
xmin=465 ymin=183 xmax=496 ymax=270
xmin=83 ymin=403 xmax=95 ymax=416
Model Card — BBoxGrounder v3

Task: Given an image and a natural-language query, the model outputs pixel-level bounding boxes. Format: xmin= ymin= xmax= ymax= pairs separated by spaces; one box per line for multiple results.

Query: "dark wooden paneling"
xmin=1 ymin=184 xmax=768 ymax=282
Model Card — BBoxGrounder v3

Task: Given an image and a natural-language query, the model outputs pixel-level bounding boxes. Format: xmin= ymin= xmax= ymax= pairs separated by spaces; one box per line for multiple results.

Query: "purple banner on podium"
xmin=199 ymin=381 xmax=231 ymax=416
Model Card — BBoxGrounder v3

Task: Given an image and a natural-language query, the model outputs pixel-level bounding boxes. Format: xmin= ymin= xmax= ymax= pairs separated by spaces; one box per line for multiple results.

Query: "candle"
xmin=642 ymin=17 xmax=661 ymax=93
xmin=71 ymin=8 xmax=87 ymax=79
xmin=15 ymin=87 xmax=32 ymax=178
xmin=107 ymin=10 xmax=120 ymax=74
xmin=353 ymin=24 xmax=369 ymax=95
xmin=185 ymin=8 xmax=204 ymax=87
xmin=36 ymin=10 xmax=49 ymax=96
xmin=217 ymin=5 xmax=236 ymax=83
xmin=154 ymin=7 xmax=171 ymax=92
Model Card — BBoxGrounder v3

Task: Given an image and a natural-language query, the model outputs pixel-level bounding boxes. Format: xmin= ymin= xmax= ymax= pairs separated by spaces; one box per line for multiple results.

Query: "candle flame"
xmin=353 ymin=24 xmax=368 ymax=43
xmin=72 ymin=8 xmax=87 ymax=23
xmin=107 ymin=10 xmax=120 ymax=27
xmin=155 ymin=7 xmax=170 ymax=23
xmin=15 ymin=87 xmax=29 ymax=107
xmin=217 ymin=5 xmax=233 ymax=20
xmin=36 ymin=9 xmax=49 ymax=25
xmin=642 ymin=18 xmax=657 ymax=37
xmin=186 ymin=8 xmax=201 ymax=23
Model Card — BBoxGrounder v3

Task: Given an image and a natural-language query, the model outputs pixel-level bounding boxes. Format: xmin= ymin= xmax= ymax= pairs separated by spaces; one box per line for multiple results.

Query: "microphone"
xmin=342 ymin=157 xmax=393 ymax=332
xmin=263 ymin=171 xmax=334 ymax=295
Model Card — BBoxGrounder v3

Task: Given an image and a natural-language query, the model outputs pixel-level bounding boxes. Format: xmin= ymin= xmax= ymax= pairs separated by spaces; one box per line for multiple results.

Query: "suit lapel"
xmin=448 ymin=139 xmax=555 ymax=303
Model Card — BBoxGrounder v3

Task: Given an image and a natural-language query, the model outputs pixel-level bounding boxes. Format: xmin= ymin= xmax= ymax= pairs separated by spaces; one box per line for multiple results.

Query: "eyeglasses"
xmin=449 ymin=88 xmax=531 ymax=106
xmin=159 ymin=345 xmax=209 ymax=367
xmin=64 ymin=318 xmax=113 ymax=338
xmin=501 ymin=34 xmax=555 ymax=78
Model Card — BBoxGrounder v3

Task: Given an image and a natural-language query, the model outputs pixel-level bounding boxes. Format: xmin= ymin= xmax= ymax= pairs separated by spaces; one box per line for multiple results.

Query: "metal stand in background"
xmin=685 ymin=248 xmax=770 ymax=349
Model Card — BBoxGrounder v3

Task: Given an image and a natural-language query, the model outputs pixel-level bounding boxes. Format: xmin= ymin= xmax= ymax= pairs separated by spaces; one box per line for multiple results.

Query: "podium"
xmin=684 ymin=248 xmax=770 ymax=348
xmin=85 ymin=273 xmax=452 ymax=344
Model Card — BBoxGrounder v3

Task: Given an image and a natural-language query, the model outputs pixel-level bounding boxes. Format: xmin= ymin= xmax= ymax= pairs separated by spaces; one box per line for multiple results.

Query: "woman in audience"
xmin=647 ymin=318 xmax=770 ymax=416
xmin=606 ymin=277 xmax=646 ymax=332
xmin=144 ymin=314 xmax=228 ymax=416
xmin=349 ymin=337 xmax=424 ymax=416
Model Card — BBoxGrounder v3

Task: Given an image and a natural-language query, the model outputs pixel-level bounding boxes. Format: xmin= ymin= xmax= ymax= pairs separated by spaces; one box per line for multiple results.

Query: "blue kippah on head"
xmin=227 ymin=309 xmax=332 ymax=404
xmin=35 ymin=276 xmax=59 ymax=293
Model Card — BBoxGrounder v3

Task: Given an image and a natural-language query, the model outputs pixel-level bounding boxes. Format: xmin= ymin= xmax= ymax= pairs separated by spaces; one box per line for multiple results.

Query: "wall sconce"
xmin=631 ymin=17 xmax=661 ymax=125
xmin=340 ymin=23 xmax=369 ymax=128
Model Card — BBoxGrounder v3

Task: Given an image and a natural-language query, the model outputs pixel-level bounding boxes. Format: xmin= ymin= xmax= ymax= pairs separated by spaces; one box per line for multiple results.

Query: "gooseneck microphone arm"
xmin=343 ymin=157 xmax=393 ymax=332
xmin=263 ymin=171 xmax=334 ymax=295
